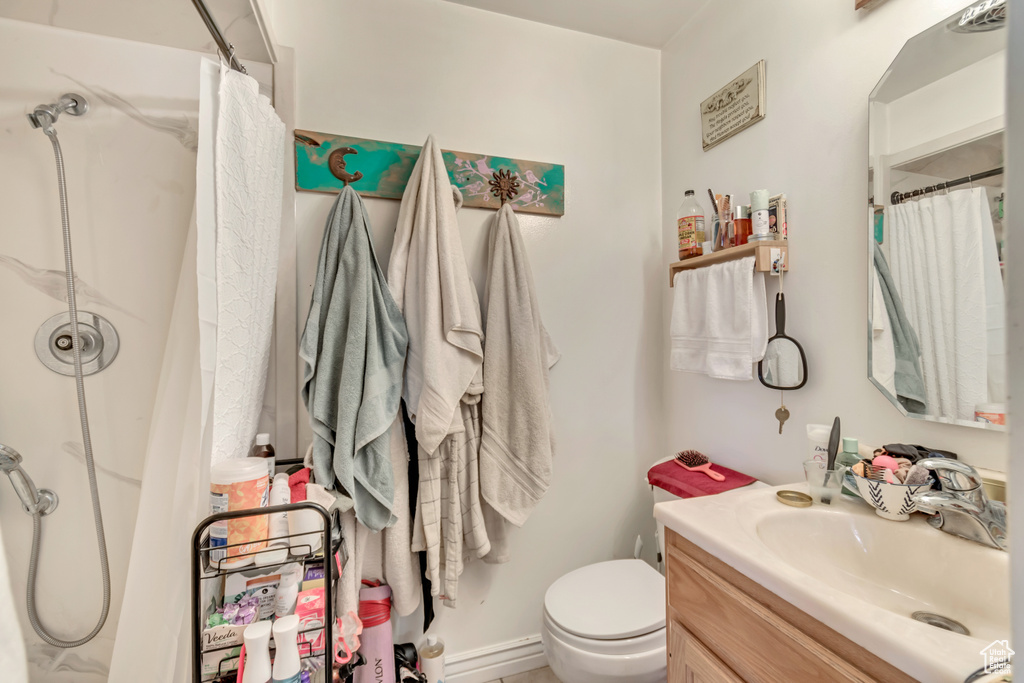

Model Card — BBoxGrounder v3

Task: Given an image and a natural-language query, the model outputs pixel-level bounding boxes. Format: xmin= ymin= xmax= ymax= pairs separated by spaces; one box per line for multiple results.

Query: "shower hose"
xmin=26 ymin=127 xmax=111 ymax=648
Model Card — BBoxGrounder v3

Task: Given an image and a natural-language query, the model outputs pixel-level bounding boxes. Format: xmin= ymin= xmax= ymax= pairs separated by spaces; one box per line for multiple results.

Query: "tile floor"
xmin=485 ymin=666 xmax=562 ymax=683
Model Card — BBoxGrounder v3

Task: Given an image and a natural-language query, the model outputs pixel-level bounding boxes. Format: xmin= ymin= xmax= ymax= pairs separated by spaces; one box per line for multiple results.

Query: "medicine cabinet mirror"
xmin=867 ymin=0 xmax=1007 ymax=431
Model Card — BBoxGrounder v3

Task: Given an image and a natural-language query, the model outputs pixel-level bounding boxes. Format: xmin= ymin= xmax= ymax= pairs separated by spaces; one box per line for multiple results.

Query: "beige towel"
xmin=387 ymin=135 xmax=484 ymax=454
xmin=479 ymin=204 xmax=560 ymax=530
xmin=388 ymin=135 xmax=490 ymax=608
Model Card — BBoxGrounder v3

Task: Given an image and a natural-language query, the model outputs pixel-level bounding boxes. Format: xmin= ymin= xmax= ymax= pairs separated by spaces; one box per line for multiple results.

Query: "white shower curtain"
xmin=109 ymin=59 xmax=285 ymax=679
xmin=887 ymin=187 xmax=1005 ymax=422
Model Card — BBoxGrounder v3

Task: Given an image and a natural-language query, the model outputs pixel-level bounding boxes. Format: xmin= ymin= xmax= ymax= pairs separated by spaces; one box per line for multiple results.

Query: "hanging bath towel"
xmin=388 ymin=135 xmax=489 ymax=606
xmin=480 ymin=204 xmax=559 ymax=548
xmin=300 ymin=185 xmax=408 ymax=532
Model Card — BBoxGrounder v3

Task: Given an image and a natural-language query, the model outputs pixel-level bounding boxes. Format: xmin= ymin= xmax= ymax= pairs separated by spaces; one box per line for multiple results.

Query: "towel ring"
xmin=328 ymin=147 xmax=364 ymax=186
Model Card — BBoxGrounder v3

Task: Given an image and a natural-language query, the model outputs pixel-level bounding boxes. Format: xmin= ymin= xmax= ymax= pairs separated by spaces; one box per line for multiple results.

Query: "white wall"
xmin=269 ymin=0 xmax=663 ymax=664
xmin=0 ymin=19 xmax=268 ymax=681
xmin=661 ymin=0 xmax=1008 ymax=486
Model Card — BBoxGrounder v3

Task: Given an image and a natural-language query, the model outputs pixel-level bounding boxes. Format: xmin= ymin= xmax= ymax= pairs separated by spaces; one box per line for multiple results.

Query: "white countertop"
xmin=655 ymin=482 xmax=1005 ymax=683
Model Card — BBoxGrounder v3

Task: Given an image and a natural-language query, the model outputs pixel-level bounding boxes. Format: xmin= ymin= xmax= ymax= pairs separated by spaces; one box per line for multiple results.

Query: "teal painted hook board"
xmin=294 ymin=130 xmax=565 ymax=217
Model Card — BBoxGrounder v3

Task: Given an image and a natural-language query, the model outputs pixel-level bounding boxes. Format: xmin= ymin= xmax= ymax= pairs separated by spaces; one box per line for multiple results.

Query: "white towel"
xmin=670 ymin=256 xmax=767 ymax=380
xmin=479 ymin=204 xmax=559 ymax=534
xmin=209 ymin=68 xmax=285 ymax=464
xmin=387 ymin=135 xmax=484 ymax=453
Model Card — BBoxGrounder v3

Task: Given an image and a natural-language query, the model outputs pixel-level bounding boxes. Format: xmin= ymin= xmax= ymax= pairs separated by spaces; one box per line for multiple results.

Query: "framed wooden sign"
xmin=700 ymin=60 xmax=766 ymax=151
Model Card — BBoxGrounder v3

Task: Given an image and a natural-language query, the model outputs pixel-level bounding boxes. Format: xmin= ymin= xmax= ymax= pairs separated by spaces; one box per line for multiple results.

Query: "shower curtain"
xmin=886 ymin=187 xmax=1005 ymax=422
xmin=109 ymin=60 xmax=285 ymax=679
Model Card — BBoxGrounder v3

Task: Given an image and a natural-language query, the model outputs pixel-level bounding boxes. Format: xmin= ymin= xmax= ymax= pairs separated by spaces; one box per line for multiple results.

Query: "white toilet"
xmin=541 ymin=486 xmax=680 ymax=683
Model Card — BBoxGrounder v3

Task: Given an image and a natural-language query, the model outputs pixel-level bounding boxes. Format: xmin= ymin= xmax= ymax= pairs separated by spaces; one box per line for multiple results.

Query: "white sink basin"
xmin=756 ymin=506 xmax=1009 ymax=643
xmin=655 ymin=483 xmax=1010 ymax=683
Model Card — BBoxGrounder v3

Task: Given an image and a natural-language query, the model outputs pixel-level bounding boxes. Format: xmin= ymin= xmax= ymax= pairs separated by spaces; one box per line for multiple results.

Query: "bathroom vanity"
xmin=665 ymin=529 xmax=913 ymax=682
xmin=657 ymin=484 xmax=1008 ymax=683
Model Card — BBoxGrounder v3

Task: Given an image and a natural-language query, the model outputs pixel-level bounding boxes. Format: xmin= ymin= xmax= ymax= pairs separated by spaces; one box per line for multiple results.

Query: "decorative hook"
xmin=328 ymin=147 xmax=364 ymax=187
xmin=488 ymin=168 xmax=520 ymax=206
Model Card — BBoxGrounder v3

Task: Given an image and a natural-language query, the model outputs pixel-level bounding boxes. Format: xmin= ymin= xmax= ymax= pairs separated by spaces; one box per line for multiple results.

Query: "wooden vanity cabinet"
xmin=664 ymin=529 xmax=917 ymax=683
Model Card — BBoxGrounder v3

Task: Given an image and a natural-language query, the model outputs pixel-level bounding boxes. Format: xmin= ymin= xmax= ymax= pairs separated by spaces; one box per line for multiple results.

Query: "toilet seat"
xmin=544 ymin=559 xmax=666 ymax=640
xmin=543 ymin=609 xmax=665 ymax=656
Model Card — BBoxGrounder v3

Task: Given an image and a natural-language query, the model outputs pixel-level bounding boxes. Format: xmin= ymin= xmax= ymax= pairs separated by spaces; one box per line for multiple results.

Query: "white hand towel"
xmin=670 ymin=256 xmax=767 ymax=381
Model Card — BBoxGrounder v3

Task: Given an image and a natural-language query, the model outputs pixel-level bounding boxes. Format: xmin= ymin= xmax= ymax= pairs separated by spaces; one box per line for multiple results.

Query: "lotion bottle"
xmin=242 ymin=621 xmax=272 ymax=683
xmin=272 ymin=615 xmax=302 ymax=683
xmin=419 ymin=635 xmax=445 ymax=683
xmin=256 ymin=473 xmax=291 ymax=566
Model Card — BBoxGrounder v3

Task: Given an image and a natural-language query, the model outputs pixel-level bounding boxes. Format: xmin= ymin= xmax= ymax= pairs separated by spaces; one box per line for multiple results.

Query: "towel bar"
xmin=669 ymin=240 xmax=788 ymax=286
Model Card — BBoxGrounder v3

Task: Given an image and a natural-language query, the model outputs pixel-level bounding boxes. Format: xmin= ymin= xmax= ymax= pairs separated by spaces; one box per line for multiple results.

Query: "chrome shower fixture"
xmin=0 ymin=444 xmax=58 ymax=516
xmin=26 ymin=93 xmax=88 ymax=134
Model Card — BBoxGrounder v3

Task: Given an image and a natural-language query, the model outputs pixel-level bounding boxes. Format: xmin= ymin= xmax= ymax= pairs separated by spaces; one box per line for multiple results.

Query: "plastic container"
xmin=733 ymin=205 xmax=752 ymax=246
xmin=256 ymin=473 xmax=291 ymax=566
xmin=250 ymin=433 xmax=276 ymax=480
xmin=750 ymin=189 xmax=771 ymax=241
xmin=272 ymin=615 xmax=301 ymax=683
xmin=975 ymin=403 xmax=1006 ymax=425
xmin=274 ymin=571 xmax=299 ymax=618
xmin=805 ymin=424 xmax=830 ymax=463
xmin=676 ymin=190 xmax=706 ymax=260
xmin=288 ymin=486 xmax=324 ymax=556
xmin=210 ymin=458 xmax=270 ymax=568
xmin=241 ymin=621 xmax=272 ymax=683
xmin=835 ymin=437 xmax=861 ymax=498
xmin=419 ymin=635 xmax=445 ymax=683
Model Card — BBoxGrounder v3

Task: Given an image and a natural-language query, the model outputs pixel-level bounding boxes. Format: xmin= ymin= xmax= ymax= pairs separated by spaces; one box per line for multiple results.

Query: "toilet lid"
xmin=544 ymin=559 xmax=666 ymax=640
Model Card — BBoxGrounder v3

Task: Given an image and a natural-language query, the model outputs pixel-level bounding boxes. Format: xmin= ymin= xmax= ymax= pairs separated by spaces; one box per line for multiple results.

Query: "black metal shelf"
xmin=191 ymin=501 xmax=334 ymax=682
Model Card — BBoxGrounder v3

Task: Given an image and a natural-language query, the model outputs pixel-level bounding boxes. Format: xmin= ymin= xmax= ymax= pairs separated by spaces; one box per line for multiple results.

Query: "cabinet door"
xmin=669 ymin=619 xmax=743 ymax=683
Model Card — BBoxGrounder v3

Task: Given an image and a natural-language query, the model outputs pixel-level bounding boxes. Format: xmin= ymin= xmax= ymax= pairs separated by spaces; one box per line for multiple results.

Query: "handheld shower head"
xmin=0 ymin=444 xmax=57 ymax=516
xmin=0 ymin=443 xmax=23 ymax=471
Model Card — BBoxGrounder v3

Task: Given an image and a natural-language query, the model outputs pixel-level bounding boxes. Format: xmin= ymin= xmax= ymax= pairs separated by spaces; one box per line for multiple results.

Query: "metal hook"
xmin=488 ymin=168 xmax=520 ymax=206
xmin=328 ymin=147 xmax=364 ymax=187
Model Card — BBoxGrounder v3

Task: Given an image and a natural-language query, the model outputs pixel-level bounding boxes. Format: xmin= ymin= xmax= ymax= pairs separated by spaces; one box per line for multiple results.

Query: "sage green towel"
xmin=874 ymin=243 xmax=926 ymax=414
xmin=300 ymin=186 xmax=408 ymax=532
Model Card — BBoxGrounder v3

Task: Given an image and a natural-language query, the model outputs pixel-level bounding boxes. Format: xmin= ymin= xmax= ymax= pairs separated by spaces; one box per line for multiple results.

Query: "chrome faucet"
xmin=911 ymin=458 xmax=1007 ymax=551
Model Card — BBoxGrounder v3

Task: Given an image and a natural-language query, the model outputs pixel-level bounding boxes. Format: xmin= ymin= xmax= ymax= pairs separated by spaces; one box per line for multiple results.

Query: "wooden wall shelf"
xmin=669 ymin=241 xmax=789 ymax=287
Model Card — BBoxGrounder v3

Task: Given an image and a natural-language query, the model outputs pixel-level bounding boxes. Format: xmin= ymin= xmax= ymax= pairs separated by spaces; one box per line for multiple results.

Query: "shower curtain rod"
xmin=191 ymin=0 xmax=247 ymax=74
xmin=890 ymin=166 xmax=1003 ymax=205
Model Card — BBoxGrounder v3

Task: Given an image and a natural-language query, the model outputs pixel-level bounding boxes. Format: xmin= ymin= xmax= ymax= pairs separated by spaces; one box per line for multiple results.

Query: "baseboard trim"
xmin=446 ymin=634 xmax=547 ymax=683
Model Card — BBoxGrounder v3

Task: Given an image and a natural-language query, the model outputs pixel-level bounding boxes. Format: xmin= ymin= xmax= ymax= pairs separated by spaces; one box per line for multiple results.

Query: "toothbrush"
xmin=674 ymin=450 xmax=725 ymax=481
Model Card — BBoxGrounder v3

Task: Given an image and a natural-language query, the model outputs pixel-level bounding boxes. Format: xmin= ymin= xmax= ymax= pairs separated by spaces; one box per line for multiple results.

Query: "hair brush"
xmin=674 ymin=450 xmax=725 ymax=481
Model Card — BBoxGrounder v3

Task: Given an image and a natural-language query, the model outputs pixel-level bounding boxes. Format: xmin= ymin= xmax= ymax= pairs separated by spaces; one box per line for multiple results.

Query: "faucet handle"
xmin=916 ymin=458 xmax=984 ymax=493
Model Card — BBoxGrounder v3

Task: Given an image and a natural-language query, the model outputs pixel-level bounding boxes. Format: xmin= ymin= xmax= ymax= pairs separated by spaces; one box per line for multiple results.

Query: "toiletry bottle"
xmin=272 ymin=615 xmax=302 ymax=683
xmin=256 ymin=473 xmax=291 ymax=567
xmin=733 ymin=205 xmax=752 ymax=246
xmin=242 ymin=621 xmax=273 ymax=683
xmin=250 ymin=433 xmax=276 ymax=480
xmin=676 ymin=190 xmax=705 ymax=260
xmin=836 ymin=437 xmax=861 ymax=497
xmin=420 ymin=635 xmax=445 ymax=683
xmin=750 ymin=189 xmax=770 ymax=241
xmin=274 ymin=571 xmax=299 ymax=618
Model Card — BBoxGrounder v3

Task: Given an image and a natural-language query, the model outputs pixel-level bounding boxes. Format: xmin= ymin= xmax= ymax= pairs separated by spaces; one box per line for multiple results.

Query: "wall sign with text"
xmin=700 ymin=61 xmax=766 ymax=152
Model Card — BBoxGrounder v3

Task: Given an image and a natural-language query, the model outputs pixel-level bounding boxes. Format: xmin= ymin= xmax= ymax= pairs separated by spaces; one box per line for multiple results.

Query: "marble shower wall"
xmin=0 ymin=18 xmax=270 ymax=681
